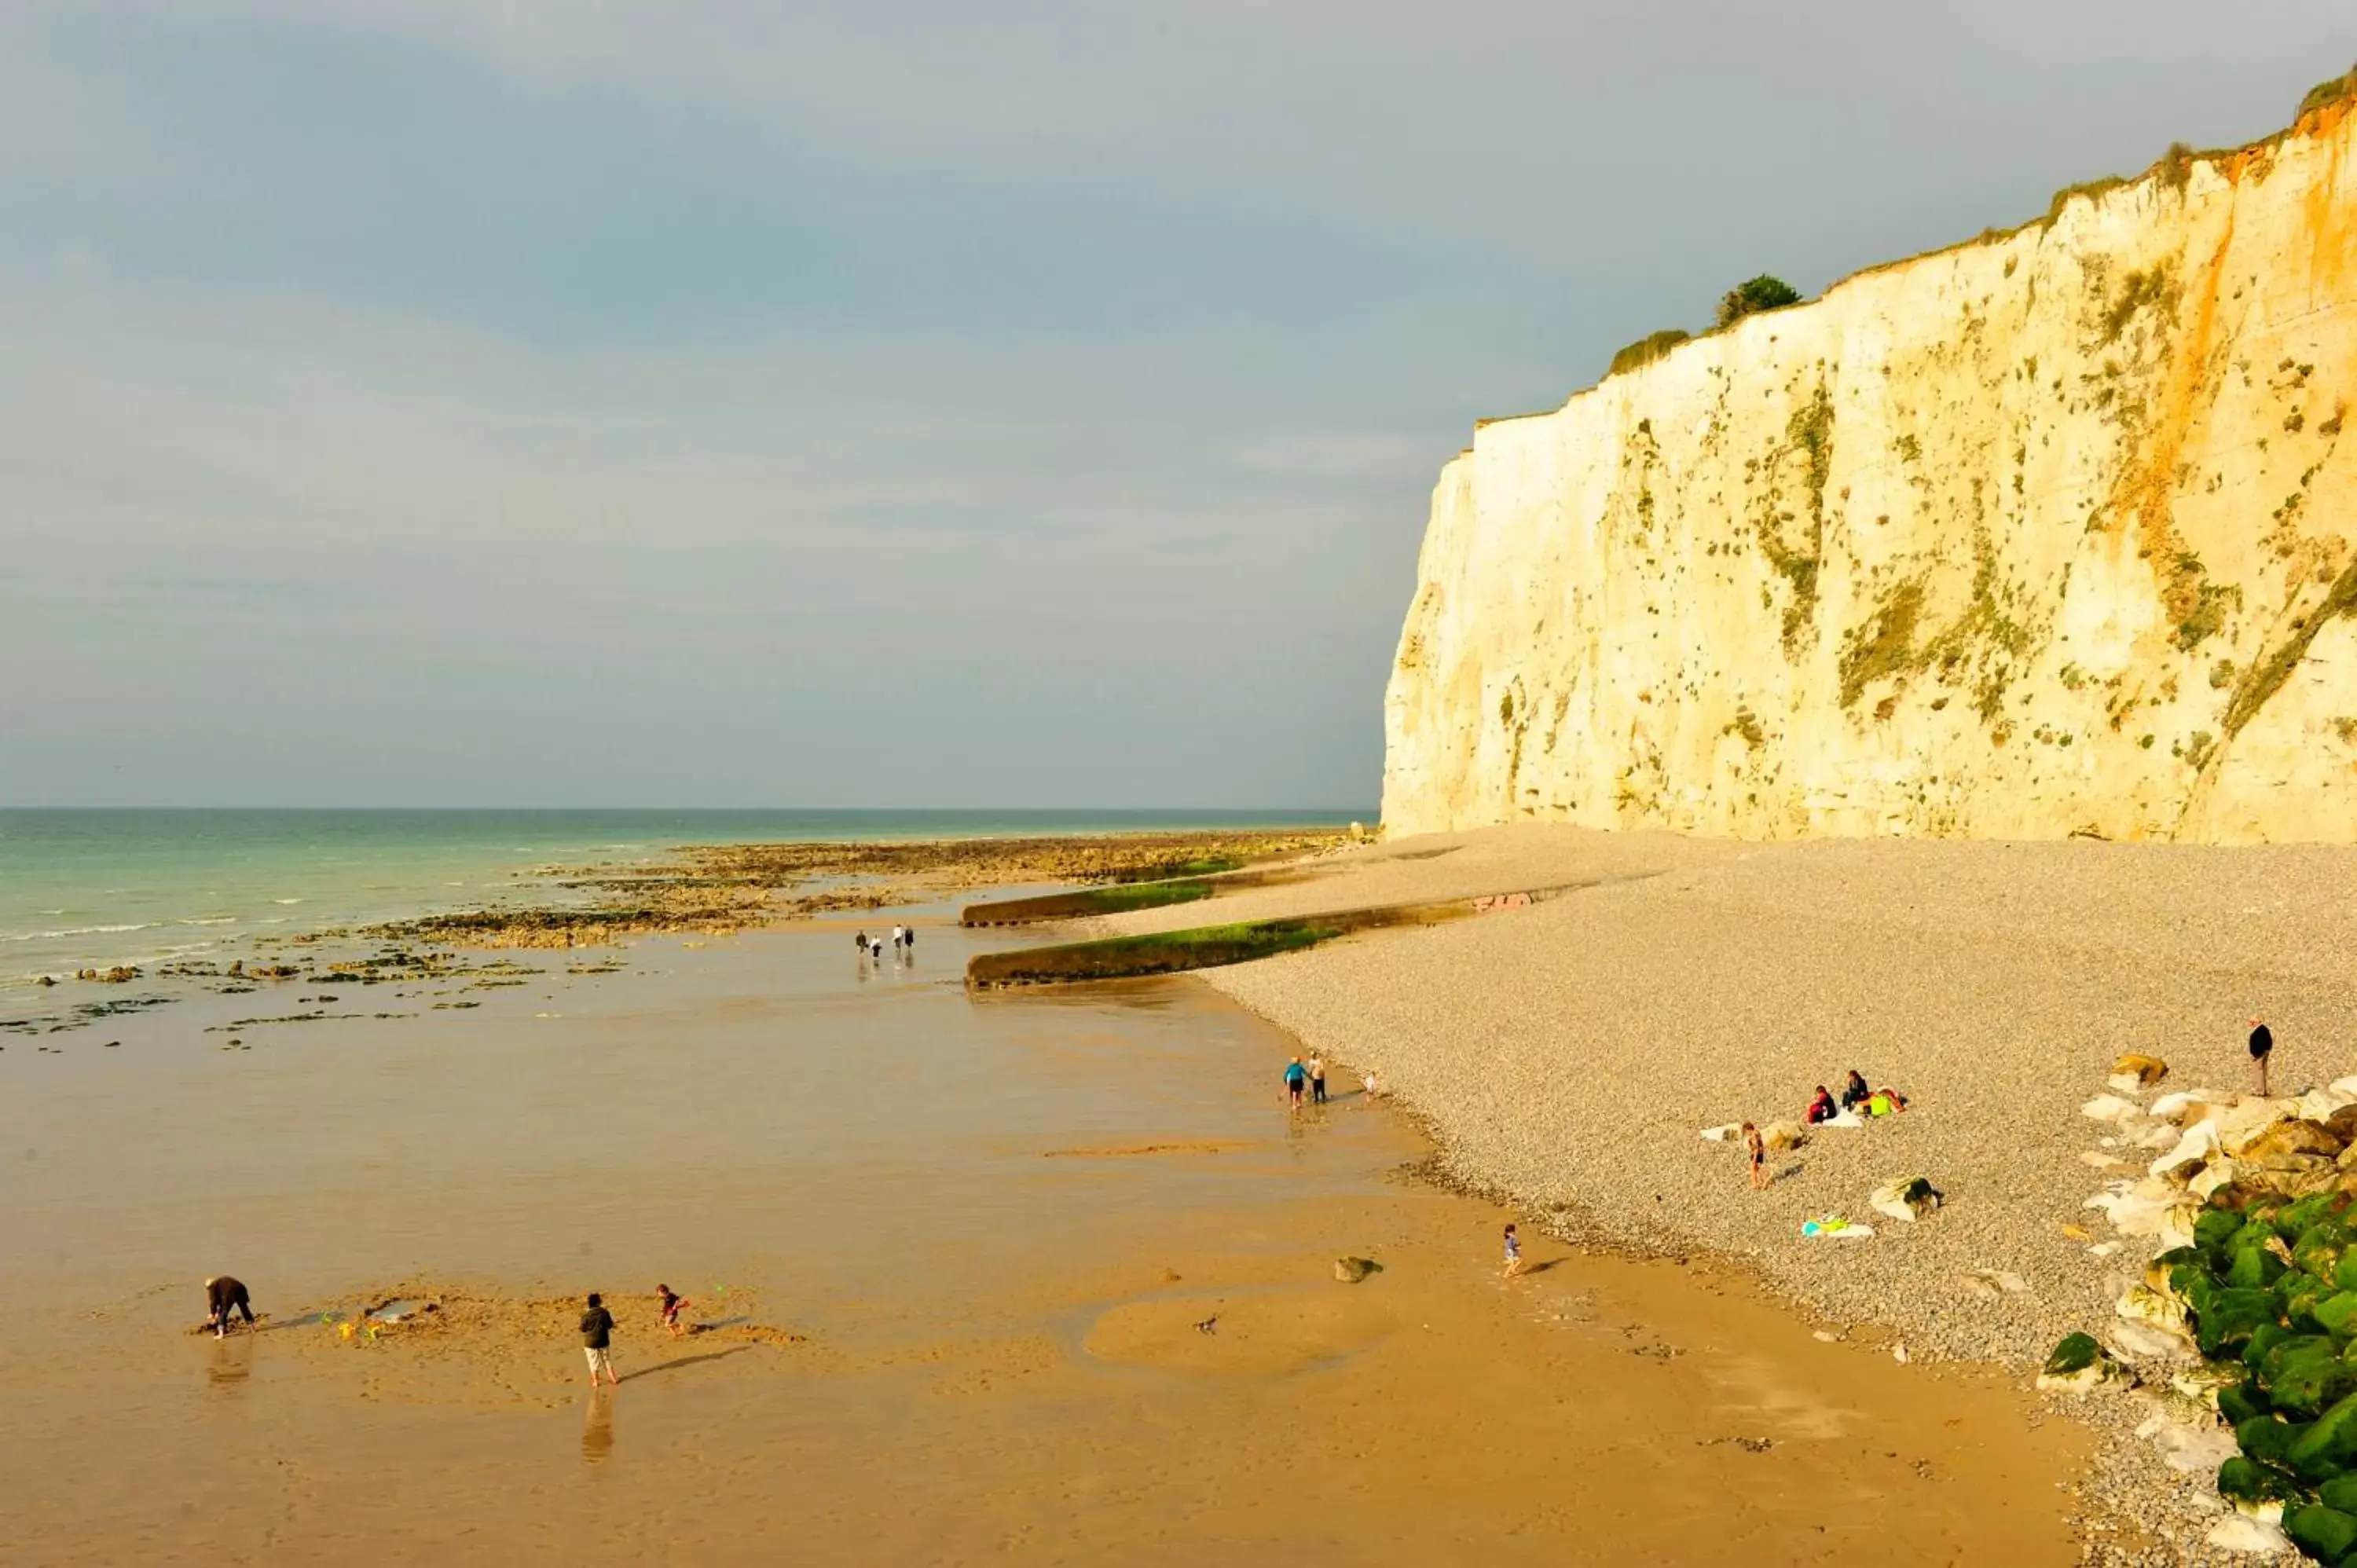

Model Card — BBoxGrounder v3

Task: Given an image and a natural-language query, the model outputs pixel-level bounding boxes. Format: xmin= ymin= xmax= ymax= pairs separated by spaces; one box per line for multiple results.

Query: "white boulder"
xmin=2190 ymin=1160 xmax=2240 ymax=1200
xmin=2150 ymin=1122 xmax=2222 ymax=1178
xmin=2297 ymin=1088 xmax=2352 ymax=1122
xmin=2217 ymin=1097 xmax=2300 ymax=1156
xmin=1869 ymin=1178 xmax=1941 ymax=1224
xmin=2147 ymin=1418 xmax=2239 ymax=1475
xmin=2207 ymin=1515 xmax=2289 ymax=1553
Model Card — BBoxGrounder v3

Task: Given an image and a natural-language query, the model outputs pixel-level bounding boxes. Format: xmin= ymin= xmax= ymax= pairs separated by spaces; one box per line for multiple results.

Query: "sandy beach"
xmin=1079 ymin=824 xmax=2357 ymax=1556
xmin=0 ymin=875 xmax=2084 ymax=1564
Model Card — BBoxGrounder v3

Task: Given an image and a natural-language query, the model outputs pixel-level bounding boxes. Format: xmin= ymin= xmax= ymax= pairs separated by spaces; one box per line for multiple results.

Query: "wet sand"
xmin=2 ymin=899 xmax=2084 ymax=1563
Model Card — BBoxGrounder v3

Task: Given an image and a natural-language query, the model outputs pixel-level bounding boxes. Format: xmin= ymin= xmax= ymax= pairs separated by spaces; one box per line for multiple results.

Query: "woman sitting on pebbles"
xmin=1805 ymin=1085 xmax=1838 ymax=1125
xmin=1838 ymin=1070 xmax=1871 ymax=1112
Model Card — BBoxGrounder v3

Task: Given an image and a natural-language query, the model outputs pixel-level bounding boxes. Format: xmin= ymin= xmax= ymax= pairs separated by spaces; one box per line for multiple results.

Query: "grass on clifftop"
xmin=2300 ymin=65 xmax=2357 ymax=119
xmin=1605 ymin=329 xmax=1691 ymax=379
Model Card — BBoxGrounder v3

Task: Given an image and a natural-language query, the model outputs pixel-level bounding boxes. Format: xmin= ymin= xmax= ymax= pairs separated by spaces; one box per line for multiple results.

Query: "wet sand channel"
xmin=0 ymin=904 xmax=2084 ymax=1563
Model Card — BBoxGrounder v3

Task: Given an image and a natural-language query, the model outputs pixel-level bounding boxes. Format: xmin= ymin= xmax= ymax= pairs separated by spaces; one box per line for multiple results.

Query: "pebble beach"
xmin=1095 ymin=824 xmax=2357 ymax=1562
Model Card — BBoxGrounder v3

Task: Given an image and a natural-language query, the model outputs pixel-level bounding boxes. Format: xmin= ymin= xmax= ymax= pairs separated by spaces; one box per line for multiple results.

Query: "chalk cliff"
xmin=1383 ymin=94 xmax=2357 ymax=843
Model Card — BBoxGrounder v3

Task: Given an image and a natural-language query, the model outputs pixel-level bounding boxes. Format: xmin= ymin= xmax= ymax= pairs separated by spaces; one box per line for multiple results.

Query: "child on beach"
xmin=657 ymin=1284 xmax=689 ymax=1337
xmin=1308 ymin=1054 xmax=1327 ymax=1105
xmin=1363 ymin=1071 xmax=1380 ymax=1097
xmin=1284 ymin=1057 xmax=1307 ymax=1111
xmin=581 ymin=1292 xmax=619 ymax=1387
xmin=1743 ymin=1123 xmax=1769 ymax=1190
xmin=1501 ymin=1223 xmax=1523 ymax=1277
xmin=2250 ymin=1016 xmax=2275 ymax=1095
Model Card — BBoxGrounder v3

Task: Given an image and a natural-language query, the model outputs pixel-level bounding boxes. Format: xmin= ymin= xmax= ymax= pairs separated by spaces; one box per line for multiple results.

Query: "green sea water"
xmin=0 ymin=808 xmax=1361 ymax=996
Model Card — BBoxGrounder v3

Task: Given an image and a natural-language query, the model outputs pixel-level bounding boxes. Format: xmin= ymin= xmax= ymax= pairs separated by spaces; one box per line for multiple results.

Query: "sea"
xmin=0 ymin=808 xmax=1363 ymax=1002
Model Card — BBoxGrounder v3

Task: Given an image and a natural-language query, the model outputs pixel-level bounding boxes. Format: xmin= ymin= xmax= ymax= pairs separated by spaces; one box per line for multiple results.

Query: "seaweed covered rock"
xmin=2260 ymin=1336 xmax=2353 ymax=1420
xmin=2221 ymin=1379 xmax=2274 ymax=1425
xmin=2205 ymin=1288 xmax=2283 ymax=1357
xmin=2289 ymin=1390 xmax=2357 ymax=1481
xmin=2286 ymin=1503 xmax=2357 ymax=1563
xmin=2037 ymin=1332 xmax=2118 ymax=1393
xmin=2112 ymin=1188 xmax=2357 ymax=1559
xmin=2241 ymin=1413 xmax=2312 ymax=1469
xmin=2229 ymin=1233 xmax=2291 ymax=1291
xmin=2220 ymin=1453 xmax=2306 ymax=1506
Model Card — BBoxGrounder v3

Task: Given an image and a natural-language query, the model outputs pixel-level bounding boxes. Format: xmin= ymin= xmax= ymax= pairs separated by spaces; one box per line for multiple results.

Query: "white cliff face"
xmin=1383 ymin=103 xmax=2357 ymax=844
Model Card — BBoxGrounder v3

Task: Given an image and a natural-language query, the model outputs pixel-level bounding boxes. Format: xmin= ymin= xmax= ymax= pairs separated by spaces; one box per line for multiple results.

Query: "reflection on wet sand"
xmin=0 ymin=918 xmax=2088 ymax=1563
xmin=206 ymin=1336 xmax=253 ymax=1387
xmin=581 ymin=1389 xmax=614 ymax=1464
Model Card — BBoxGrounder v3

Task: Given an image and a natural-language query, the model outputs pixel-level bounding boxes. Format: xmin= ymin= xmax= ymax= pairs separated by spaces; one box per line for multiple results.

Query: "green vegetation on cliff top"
xmin=1578 ymin=63 xmax=2357 ymax=401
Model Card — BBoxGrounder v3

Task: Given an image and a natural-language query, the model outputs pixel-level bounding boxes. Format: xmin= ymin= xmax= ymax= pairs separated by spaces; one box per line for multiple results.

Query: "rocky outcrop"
xmin=1383 ymin=90 xmax=2357 ymax=843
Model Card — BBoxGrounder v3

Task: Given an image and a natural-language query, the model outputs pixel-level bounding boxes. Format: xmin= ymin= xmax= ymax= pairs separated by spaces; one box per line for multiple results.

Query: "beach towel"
xmin=1801 ymin=1215 xmax=1876 ymax=1240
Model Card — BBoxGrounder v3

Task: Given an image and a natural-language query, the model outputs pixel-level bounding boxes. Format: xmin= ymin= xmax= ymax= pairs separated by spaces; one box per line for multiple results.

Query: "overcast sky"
xmin=2 ymin=2 xmax=2350 ymax=808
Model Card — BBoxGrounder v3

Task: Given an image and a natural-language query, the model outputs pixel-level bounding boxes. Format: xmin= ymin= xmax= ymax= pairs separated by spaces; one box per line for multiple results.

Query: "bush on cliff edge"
xmin=1715 ymin=274 xmax=1803 ymax=329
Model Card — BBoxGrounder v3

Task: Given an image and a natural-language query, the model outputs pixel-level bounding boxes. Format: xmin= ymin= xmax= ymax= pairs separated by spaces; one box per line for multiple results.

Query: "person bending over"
xmin=205 ymin=1276 xmax=255 ymax=1338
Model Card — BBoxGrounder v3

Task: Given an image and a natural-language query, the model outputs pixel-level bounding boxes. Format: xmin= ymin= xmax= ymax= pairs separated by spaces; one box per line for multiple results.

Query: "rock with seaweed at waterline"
xmin=2287 ymin=1502 xmax=2357 ymax=1563
xmin=2036 ymin=1332 xmax=2117 ymax=1393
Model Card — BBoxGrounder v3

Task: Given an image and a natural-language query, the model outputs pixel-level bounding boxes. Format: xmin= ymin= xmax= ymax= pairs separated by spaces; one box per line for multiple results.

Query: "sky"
xmin=2 ymin=2 xmax=2352 ymax=808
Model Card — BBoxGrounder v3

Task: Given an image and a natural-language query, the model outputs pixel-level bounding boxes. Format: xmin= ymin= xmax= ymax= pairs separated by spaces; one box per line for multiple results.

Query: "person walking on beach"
xmin=1283 ymin=1057 xmax=1308 ymax=1112
xmin=1501 ymin=1222 xmax=1523 ymax=1277
xmin=1308 ymin=1054 xmax=1328 ymax=1105
xmin=656 ymin=1284 xmax=690 ymax=1338
xmin=2250 ymin=1016 xmax=2275 ymax=1096
xmin=581 ymin=1292 xmax=619 ymax=1387
xmin=204 ymin=1275 xmax=255 ymax=1338
xmin=1743 ymin=1123 xmax=1769 ymax=1191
